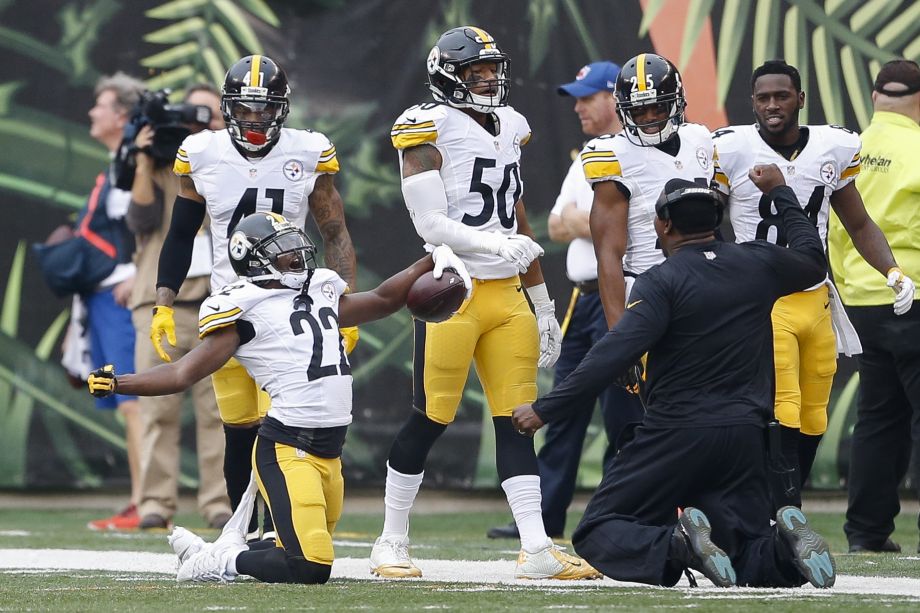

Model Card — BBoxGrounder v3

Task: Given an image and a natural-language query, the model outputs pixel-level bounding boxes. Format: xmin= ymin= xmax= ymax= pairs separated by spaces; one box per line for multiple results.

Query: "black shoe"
xmin=208 ymin=512 xmax=232 ymax=530
xmin=139 ymin=513 xmax=169 ymax=530
xmin=847 ymin=538 xmax=901 ymax=553
xmin=776 ymin=506 xmax=835 ymax=588
xmin=673 ymin=507 xmax=736 ymax=587
xmin=487 ymin=521 xmax=520 ymax=539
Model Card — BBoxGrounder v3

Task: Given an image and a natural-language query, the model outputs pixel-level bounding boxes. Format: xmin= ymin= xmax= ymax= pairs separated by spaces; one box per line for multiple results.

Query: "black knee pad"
xmin=388 ymin=411 xmax=447 ymax=475
xmin=493 ymin=416 xmax=538 ymax=482
xmin=287 ymin=555 xmax=332 ymax=585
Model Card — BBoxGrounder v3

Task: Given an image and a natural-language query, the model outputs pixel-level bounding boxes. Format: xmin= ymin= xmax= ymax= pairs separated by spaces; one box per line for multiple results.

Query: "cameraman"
xmin=126 ymin=84 xmax=232 ymax=531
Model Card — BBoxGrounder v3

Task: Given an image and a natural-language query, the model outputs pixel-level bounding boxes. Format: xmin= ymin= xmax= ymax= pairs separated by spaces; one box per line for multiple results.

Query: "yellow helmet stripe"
xmin=636 ymin=53 xmax=647 ymax=91
xmin=469 ymin=26 xmax=494 ymax=50
xmin=250 ymin=54 xmax=262 ymax=87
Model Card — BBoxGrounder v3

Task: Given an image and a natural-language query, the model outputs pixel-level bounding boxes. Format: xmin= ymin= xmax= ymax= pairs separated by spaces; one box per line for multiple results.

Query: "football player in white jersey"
xmin=370 ymin=27 xmax=599 ymax=581
xmin=583 ymin=53 xmax=726 ymax=328
xmin=151 ymin=55 xmax=357 ymax=541
xmin=713 ymin=60 xmax=912 ymax=508
xmin=87 ymin=212 xmax=471 ymax=584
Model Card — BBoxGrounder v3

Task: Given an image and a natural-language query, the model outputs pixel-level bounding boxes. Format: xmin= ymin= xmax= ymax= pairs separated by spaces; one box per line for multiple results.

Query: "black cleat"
xmin=675 ymin=507 xmax=736 ymax=588
xmin=487 ymin=521 xmax=519 ymax=539
xmin=847 ymin=538 xmax=901 ymax=553
xmin=776 ymin=506 xmax=836 ymax=588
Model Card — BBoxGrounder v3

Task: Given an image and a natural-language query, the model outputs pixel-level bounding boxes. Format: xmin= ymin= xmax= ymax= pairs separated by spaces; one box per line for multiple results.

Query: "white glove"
xmin=431 ymin=245 xmax=473 ymax=299
xmin=887 ymin=267 xmax=915 ymax=316
xmin=487 ymin=233 xmax=544 ymax=273
xmin=526 ymin=283 xmax=562 ymax=368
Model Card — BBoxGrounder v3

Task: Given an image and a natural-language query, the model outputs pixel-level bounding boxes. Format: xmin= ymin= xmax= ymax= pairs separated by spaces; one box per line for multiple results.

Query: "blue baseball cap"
xmin=557 ymin=61 xmax=621 ymax=97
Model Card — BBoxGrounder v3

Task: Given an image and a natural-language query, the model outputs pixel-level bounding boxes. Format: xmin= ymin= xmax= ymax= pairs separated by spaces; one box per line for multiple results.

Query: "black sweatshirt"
xmin=533 ymin=185 xmax=827 ymax=429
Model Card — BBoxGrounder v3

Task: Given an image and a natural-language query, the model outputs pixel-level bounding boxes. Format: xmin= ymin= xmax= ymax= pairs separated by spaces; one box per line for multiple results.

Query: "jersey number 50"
xmin=462 ymin=157 xmax=522 ymax=229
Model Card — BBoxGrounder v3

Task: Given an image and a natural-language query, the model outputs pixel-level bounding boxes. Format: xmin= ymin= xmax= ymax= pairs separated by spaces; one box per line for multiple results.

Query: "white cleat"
xmin=369 ymin=536 xmax=422 ymax=578
xmin=176 ymin=526 xmax=248 ymax=583
xmin=515 ymin=543 xmax=603 ymax=580
xmin=168 ymin=527 xmax=206 ymax=566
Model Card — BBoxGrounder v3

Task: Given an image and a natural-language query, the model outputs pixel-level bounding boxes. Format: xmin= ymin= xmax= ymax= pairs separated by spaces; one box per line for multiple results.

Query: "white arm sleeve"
xmin=402 ymin=170 xmax=502 ymax=254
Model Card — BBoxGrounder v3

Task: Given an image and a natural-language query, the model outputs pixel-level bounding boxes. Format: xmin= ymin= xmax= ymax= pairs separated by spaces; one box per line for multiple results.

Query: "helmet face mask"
xmin=615 ymin=53 xmax=687 ymax=147
xmin=229 ymin=213 xmax=317 ymax=289
xmin=222 ymin=55 xmax=290 ymax=153
xmin=427 ymin=26 xmax=510 ymax=113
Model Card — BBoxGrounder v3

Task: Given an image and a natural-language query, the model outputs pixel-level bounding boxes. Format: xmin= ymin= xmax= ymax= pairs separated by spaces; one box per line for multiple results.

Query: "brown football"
xmin=407 ymin=269 xmax=466 ymax=323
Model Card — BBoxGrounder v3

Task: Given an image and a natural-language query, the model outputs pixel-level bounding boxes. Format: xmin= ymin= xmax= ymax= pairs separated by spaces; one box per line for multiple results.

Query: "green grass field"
xmin=1 ymin=505 xmax=918 ymax=611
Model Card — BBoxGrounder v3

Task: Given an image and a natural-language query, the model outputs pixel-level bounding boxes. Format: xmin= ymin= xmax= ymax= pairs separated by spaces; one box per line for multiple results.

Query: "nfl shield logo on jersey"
xmin=283 ymin=159 xmax=305 ymax=181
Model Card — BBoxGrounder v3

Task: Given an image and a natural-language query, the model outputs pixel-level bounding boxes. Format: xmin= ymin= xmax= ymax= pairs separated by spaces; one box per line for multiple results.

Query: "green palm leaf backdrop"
xmin=0 ymin=0 xmax=912 ymax=490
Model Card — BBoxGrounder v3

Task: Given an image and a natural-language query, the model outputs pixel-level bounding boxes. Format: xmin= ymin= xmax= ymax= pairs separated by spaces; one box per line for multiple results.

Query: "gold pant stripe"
xmin=560 ymin=287 xmax=580 ymax=337
xmin=771 ymin=285 xmax=837 ymax=435
xmin=414 ymin=276 xmax=538 ymax=424
xmin=212 ymin=357 xmax=270 ymax=426
xmin=253 ymin=437 xmax=343 ymax=565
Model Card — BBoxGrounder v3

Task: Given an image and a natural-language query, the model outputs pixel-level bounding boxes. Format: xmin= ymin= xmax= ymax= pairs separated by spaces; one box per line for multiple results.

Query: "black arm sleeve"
xmin=156 ymin=195 xmax=205 ymax=292
xmin=533 ymin=278 xmax=668 ymax=423
xmin=766 ymin=185 xmax=828 ymax=295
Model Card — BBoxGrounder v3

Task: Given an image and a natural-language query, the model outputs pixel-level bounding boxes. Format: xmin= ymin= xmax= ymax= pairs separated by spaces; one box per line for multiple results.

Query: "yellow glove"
xmin=341 ymin=326 xmax=359 ymax=355
xmin=150 ymin=305 xmax=177 ymax=363
xmin=88 ymin=365 xmax=117 ymax=398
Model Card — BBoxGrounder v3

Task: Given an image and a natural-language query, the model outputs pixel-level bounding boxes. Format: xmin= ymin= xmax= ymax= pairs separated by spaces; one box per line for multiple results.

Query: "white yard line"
xmin=0 ymin=549 xmax=918 ymax=598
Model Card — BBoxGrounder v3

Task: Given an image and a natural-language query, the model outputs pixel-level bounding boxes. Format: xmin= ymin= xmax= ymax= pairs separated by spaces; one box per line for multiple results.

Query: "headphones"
xmin=655 ymin=184 xmax=725 ymax=227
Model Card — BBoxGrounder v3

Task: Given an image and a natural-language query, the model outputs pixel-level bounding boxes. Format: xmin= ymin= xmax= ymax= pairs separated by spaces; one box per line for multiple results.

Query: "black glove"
xmin=87 ymin=365 xmax=117 ymax=398
xmin=614 ymin=361 xmax=644 ymax=396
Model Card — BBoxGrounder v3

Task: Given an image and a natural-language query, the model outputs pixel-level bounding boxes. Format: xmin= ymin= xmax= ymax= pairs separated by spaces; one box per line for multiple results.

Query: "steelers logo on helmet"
xmin=222 ymin=54 xmax=291 ymax=154
xmin=229 ymin=212 xmax=318 ymax=289
xmin=426 ymin=46 xmax=441 ymax=75
xmin=426 ymin=26 xmax=511 ymax=113
xmin=615 ymin=53 xmax=687 ymax=147
xmin=228 ymin=231 xmax=250 ymax=261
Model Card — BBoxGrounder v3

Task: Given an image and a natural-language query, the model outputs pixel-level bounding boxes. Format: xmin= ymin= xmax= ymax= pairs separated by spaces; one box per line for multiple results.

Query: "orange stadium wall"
xmin=0 ymin=0 xmax=912 ymax=490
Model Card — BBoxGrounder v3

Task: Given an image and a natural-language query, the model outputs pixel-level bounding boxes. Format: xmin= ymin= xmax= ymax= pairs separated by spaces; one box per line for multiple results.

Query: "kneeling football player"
xmin=87 ymin=212 xmax=471 ymax=584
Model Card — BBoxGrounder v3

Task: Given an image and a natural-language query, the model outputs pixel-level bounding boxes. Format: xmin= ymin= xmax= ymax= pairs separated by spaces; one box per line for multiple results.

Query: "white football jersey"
xmin=390 ymin=103 xmax=531 ymax=279
xmin=175 ymin=128 xmax=339 ymax=291
xmin=714 ymin=123 xmax=860 ymax=247
xmin=580 ymin=123 xmax=721 ymax=275
xmin=198 ymin=269 xmax=351 ymax=429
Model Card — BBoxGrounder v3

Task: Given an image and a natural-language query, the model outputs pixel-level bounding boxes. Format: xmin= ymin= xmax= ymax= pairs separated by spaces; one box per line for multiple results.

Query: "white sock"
xmin=380 ymin=462 xmax=424 ymax=540
xmin=501 ymin=474 xmax=551 ymax=553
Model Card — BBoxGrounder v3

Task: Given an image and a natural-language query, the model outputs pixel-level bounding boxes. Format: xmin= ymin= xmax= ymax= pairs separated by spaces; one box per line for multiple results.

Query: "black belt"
xmin=574 ymin=279 xmax=599 ymax=294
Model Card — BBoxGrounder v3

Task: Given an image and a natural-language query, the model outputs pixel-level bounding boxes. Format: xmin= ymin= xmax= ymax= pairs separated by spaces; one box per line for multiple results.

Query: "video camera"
xmin=113 ymin=89 xmax=212 ymax=190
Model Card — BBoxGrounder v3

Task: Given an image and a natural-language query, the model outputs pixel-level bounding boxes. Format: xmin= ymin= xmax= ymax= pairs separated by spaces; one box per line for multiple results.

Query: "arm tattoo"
xmin=309 ymin=174 xmax=357 ymax=288
xmin=402 ymin=144 xmax=442 ymax=178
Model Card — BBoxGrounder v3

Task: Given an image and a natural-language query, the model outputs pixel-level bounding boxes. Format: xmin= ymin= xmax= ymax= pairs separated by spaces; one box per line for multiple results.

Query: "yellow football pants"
xmin=771 ymin=285 xmax=837 ymax=435
xmin=253 ymin=437 xmax=343 ymax=565
xmin=414 ymin=276 xmax=539 ymax=425
xmin=212 ymin=357 xmax=271 ymax=426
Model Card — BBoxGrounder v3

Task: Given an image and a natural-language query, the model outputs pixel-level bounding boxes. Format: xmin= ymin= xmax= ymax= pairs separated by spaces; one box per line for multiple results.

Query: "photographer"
xmin=125 ymin=84 xmax=233 ymax=531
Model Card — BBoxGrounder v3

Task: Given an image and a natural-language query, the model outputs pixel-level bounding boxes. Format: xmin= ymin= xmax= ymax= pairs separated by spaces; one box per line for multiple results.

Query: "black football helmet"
xmin=426 ymin=26 xmax=510 ymax=112
xmin=228 ymin=212 xmax=317 ymax=289
xmin=222 ymin=55 xmax=290 ymax=153
xmin=615 ymin=53 xmax=686 ymax=146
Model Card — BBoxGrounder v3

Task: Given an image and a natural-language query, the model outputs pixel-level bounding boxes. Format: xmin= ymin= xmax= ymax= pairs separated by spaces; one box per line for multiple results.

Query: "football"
xmin=407 ymin=269 xmax=466 ymax=323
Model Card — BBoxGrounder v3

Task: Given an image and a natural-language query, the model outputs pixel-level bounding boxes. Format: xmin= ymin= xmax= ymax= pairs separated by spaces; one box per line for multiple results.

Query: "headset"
xmin=655 ymin=183 xmax=725 ymax=227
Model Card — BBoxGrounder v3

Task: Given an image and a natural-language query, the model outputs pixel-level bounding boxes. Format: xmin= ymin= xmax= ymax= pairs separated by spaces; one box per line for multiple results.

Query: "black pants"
xmin=538 ymin=290 xmax=644 ymax=536
xmin=844 ymin=303 xmax=920 ymax=546
xmin=571 ymin=424 xmax=804 ymax=587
